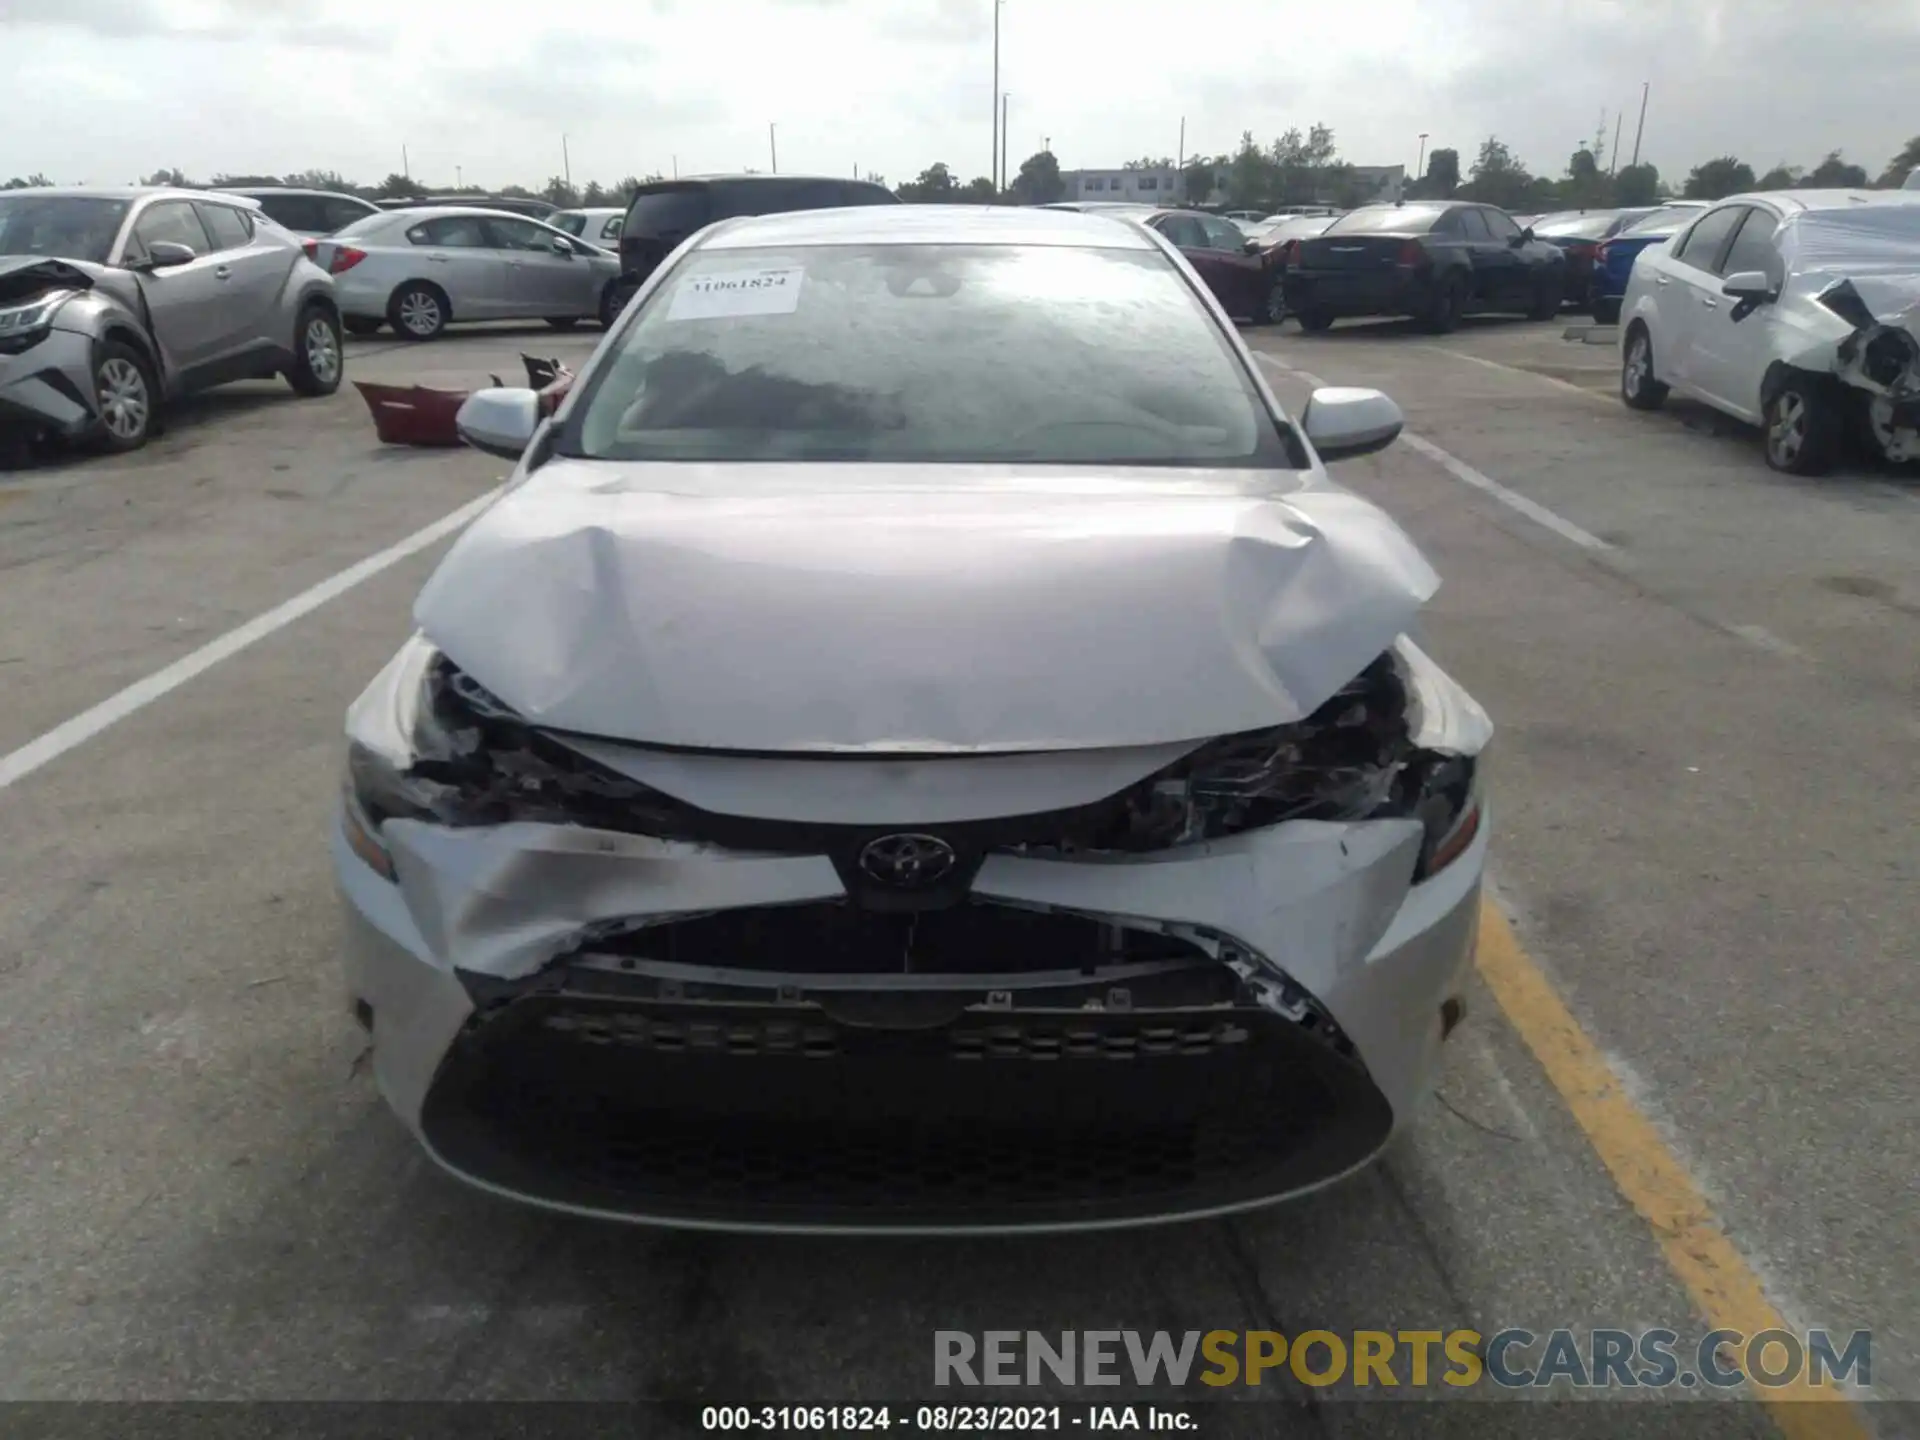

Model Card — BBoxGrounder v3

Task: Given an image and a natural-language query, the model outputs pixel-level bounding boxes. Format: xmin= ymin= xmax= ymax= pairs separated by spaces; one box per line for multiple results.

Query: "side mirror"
xmin=456 ymin=387 xmax=541 ymax=459
xmin=1302 ymin=386 xmax=1404 ymax=462
xmin=1721 ymin=270 xmax=1774 ymax=301
xmin=1509 ymin=229 xmax=1530 ymax=248
xmin=549 ymin=236 xmax=574 ymax=257
xmin=141 ymin=241 xmax=197 ymax=270
xmin=1243 ymin=237 xmax=1262 ymax=254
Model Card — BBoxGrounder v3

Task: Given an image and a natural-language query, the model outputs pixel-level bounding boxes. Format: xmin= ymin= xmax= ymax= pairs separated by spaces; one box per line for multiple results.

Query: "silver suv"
xmin=0 ymin=187 xmax=344 ymax=455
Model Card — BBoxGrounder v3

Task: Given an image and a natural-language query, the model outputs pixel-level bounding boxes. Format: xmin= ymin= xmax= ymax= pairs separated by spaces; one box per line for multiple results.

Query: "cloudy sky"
xmin=5 ymin=0 xmax=1919 ymax=191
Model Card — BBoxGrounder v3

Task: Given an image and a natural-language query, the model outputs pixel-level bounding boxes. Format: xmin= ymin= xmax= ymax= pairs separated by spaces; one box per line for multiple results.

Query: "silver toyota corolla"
xmin=0 ymin=187 xmax=343 ymax=454
xmin=333 ymin=205 xmax=1491 ymax=1233
xmin=312 ymin=207 xmax=625 ymax=340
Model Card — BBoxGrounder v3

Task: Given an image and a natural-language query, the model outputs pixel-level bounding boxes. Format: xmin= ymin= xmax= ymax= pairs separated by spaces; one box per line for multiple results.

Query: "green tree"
xmin=1563 ymin=147 xmax=1610 ymax=207
xmin=1879 ymin=135 xmax=1920 ymax=188
xmin=141 ymin=167 xmax=197 ymax=188
xmin=1122 ymin=156 xmax=1174 ymax=170
xmin=540 ymin=176 xmax=580 ymax=206
xmin=1613 ymin=162 xmax=1661 ymax=206
xmin=1755 ymin=163 xmax=1802 ymax=190
xmin=1009 ymin=150 xmax=1064 ymax=205
xmin=581 ymin=180 xmax=608 ymax=206
xmin=956 ymin=176 xmax=999 ymax=203
xmin=1682 ymin=156 xmax=1755 ymax=200
xmin=1182 ymin=156 xmax=1218 ymax=205
xmin=1225 ymin=131 xmax=1273 ymax=209
xmin=3 ymin=173 xmax=53 ymax=189
xmin=1799 ymin=150 xmax=1869 ymax=188
xmin=209 ymin=173 xmax=282 ymax=187
xmin=1409 ymin=147 xmax=1460 ymax=199
xmin=284 ymin=169 xmax=354 ymax=193
xmin=373 ymin=172 xmax=426 ymax=200
xmin=1459 ymin=136 xmax=1532 ymax=209
xmin=895 ymin=162 xmax=961 ymax=203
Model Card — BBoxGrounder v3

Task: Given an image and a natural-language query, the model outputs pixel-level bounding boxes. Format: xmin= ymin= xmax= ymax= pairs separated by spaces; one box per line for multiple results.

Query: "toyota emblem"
xmin=857 ymin=833 xmax=958 ymax=888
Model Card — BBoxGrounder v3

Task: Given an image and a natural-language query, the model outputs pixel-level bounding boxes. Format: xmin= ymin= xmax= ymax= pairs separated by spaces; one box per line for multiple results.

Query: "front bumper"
xmin=0 ymin=327 xmax=98 ymax=439
xmin=335 ymin=800 xmax=1486 ymax=1233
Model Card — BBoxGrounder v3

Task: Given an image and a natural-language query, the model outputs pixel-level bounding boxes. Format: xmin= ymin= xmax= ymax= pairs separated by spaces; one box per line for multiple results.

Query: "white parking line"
xmin=1426 ymin=345 xmax=1613 ymax=404
xmin=1256 ymin=352 xmax=1614 ymax=553
xmin=0 ymin=490 xmax=499 ymax=793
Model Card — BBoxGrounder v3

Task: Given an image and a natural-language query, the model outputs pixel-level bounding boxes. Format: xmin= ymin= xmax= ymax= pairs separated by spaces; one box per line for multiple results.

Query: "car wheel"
xmin=288 ymin=304 xmax=344 ymax=397
xmin=1295 ymin=307 xmax=1334 ymax=333
xmin=600 ymin=278 xmax=632 ymax=329
xmin=1591 ymin=298 xmax=1621 ymax=325
xmin=90 ymin=341 xmax=156 ymax=454
xmin=1528 ymin=274 xmax=1564 ymax=321
xmin=1763 ymin=377 xmax=1842 ymax=476
xmin=544 ymin=317 xmax=581 ymax=331
xmin=1421 ymin=275 xmax=1466 ymax=334
xmin=1619 ymin=325 xmax=1668 ymax=411
xmin=389 ymin=283 xmax=449 ymax=341
xmin=343 ymin=316 xmax=383 ymax=337
xmin=1255 ymin=276 xmax=1287 ymax=326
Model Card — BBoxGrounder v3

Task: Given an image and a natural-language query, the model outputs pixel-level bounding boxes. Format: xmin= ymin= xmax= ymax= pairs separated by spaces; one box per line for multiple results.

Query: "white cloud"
xmin=4 ymin=0 xmax=1918 ymax=190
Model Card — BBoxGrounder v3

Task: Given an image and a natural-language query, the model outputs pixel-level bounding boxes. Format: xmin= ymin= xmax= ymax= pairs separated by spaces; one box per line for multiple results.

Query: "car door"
xmin=402 ymin=215 xmax=511 ymax=319
xmin=1651 ymin=204 xmax=1747 ymax=398
xmin=115 ymin=198 xmax=228 ymax=383
xmin=1480 ymin=208 xmax=1537 ymax=307
xmin=1683 ymin=206 xmax=1784 ymax=421
xmin=1151 ymin=212 xmax=1231 ymax=302
xmin=484 ymin=215 xmax=590 ymax=316
xmin=193 ymin=200 xmax=291 ymax=360
xmin=1455 ymin=208 xmax=1521 ymax=309
xmin=1197 ymin=214 xmax=1266 ymax=312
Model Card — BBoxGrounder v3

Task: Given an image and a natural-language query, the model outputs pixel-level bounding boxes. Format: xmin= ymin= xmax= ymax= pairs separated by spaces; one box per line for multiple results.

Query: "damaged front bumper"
xmin=0 ymin=325 xmax=99 ymax=441
xmin=1819 ymin=279 xmax=1920 ymax=461
xmin=334 ymin=785 xmax=1486 ymax=1233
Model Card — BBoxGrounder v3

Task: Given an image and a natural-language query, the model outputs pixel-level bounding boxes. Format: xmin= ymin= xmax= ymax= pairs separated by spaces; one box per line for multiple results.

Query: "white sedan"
xmin=1618 ymin=188 xmax=1920 ymax=473
xmin=331 ymin=205 xmax=1491 ymax=1232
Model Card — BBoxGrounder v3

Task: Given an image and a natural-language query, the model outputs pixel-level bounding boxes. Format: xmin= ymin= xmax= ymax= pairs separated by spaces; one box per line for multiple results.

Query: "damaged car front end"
xmin=333 ymin=207 xmax=1492 ymax=1232
xmin=0 ymin=256 xmax=129 ymax=453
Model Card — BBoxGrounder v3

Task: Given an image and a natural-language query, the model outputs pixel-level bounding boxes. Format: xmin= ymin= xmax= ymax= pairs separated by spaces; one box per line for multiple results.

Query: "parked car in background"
xmin=612 ymin=175 xmax=898 ymax=311
xmin=1527 ymin=208 xmax=1657 ymax=305
xmin=338 ymin=204 xmax=1489 ymax=1232
xmin=1250 ymin=214 xmax=1337 ymax=248
xmin=1587 ymin=200 xmax=1709 ymax=323
xmin=1619 ymin=189 xmax=1920 ymax=474
xmin=217 ymin=186 xmax=382 ymax=238
xmin=550 ymin=207 xmax=625 ymax=247
xmin=376 ymin=195 xmax=560 ymax=222
xmin=1283 ymin=202 xmax=1568 ymax=333
xmin=1224 ymin=209 xmax=1266 ymax=224
xmin=1139 ymin=208 xmax=1288 ymax=322
xmin=0 ymin=187 xmax=342 ymax=454
xmin=312 ymin=207 xmax=623 ymax=340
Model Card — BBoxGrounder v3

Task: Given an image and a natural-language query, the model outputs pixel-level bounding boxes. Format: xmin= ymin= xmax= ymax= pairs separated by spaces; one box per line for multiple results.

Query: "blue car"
xmin=1587 ymin=201 xmax=1708 ymax=323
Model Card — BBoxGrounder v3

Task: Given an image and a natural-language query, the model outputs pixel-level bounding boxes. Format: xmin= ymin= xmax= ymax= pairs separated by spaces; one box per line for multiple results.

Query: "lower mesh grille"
xmin=422 ymin=992 xmax=1391 ymax=1230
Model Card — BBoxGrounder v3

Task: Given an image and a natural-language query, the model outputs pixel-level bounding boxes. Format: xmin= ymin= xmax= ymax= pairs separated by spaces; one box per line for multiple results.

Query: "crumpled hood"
xmin=0 ymin=255 xmax=98 ymax=305
xmin=413 ymin=462 xmax=1440 ymax=752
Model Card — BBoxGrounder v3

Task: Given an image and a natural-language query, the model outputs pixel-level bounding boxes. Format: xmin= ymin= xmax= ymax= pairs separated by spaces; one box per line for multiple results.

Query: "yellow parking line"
xmin=1475 ymin=900 xmax=1872 ymax=1438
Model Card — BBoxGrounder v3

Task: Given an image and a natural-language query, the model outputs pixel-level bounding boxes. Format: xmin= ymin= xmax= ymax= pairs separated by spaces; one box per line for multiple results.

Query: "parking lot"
xmin=2 ymin=313 xmax=1915 ymax=1431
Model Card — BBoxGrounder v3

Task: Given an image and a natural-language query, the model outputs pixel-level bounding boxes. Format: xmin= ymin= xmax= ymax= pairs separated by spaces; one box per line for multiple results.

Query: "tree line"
xmin=7 ymin=132 xmax=1918 ymax=212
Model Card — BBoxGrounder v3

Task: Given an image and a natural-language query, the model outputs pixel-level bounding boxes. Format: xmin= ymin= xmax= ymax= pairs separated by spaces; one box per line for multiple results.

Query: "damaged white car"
xmin=1619 ymin=188 xmax=1920 ymax=474
xmin=333 ymin=205 xmax=1491 ymax=1232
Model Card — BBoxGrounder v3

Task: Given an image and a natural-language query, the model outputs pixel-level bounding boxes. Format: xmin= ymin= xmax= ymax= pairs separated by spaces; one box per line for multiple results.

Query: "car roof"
xmin=658 ymin=173 xmax=877 ymax=186
xmin=364 ymin=205 xmax=564 ymax=226
xmin=701 ymin=204 xmax=1159 ymax=251
xmin=217 ymin=185 xmax=366 ymax=200
xmin=0 ymin=185 xmax=241 ymax=202
xmin=1723 ymin=188 xmax=1920 ymax=216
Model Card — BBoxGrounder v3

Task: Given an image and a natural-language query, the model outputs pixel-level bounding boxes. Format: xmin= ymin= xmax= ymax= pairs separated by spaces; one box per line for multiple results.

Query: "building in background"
xmin=1059 ymin=162 xmax=1405 ymax=208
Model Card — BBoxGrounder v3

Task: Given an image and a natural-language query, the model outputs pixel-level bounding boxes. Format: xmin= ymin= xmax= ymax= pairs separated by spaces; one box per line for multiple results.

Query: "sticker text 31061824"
xmin=666 ymin=267 xmax=804 ymax=321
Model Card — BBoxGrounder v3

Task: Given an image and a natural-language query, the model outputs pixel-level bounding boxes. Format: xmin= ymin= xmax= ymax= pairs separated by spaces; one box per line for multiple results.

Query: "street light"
xmin=1416 ymin=132 xmax=1429 ymax=183
xmin=769 ymin=123 xmax=778 ymax=174
xmin=991 ymin=0 xmax=1004 ymax=189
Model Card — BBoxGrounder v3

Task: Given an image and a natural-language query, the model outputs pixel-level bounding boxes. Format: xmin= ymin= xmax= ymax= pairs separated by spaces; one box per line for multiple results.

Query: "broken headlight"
xmin=340 ymin=635 xmax=687 ymax=877
xmin=1067 ymin=645 xmax=1485 ymax=880
xmin=0 ymin=290 xmax=74 ymax=355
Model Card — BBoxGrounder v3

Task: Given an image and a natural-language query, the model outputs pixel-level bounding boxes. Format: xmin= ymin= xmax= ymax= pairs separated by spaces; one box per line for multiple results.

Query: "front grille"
xmin=421 ymin=982 xmax=1392 ymax=1231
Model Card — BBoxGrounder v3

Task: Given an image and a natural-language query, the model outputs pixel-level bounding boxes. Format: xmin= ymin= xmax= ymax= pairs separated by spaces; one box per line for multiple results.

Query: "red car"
xmin=1140 ymin=209 xmax=1288 ymax=323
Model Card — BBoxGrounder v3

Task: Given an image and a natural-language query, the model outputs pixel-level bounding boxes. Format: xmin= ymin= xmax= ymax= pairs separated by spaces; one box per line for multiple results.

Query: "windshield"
xmin=0 ymin=196 xmax=129 ymax=264
xmin=1326 ymin=206 xmax=1444 ymax=235
xmin=564 ymin=242 xmax=1288 ymax=468
xmin=1621 ymin=205 xmax=1705 ymax=237
xmin=551 ymin=211 xmax=586 ymax=237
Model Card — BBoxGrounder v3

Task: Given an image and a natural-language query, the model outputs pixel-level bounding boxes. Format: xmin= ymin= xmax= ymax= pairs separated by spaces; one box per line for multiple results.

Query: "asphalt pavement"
xmin=0 ymin=315 xmax=1914 ymax=1435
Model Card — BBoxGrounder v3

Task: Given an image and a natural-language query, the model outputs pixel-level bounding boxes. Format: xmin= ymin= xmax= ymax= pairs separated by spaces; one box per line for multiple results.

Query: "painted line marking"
xmin=1476 ymin=900 xmax=1874 ymax=1433
xmin=1426 ymin=345 xmax=1615 ymax=404
xmin=1256 ymin=352 xmax=1613 ymax=553
xmin=1727 ymin=624 xmax=1809 ymax=661
xmin=0 ymin=490 xmax=498 ymax=793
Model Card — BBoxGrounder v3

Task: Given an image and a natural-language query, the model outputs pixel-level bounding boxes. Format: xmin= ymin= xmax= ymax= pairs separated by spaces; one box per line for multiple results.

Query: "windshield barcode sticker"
xmin=666 ymin=267 xmax=804 ymax=320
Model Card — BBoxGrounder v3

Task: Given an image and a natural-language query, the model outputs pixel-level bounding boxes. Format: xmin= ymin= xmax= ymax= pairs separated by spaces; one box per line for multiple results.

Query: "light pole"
xmin=769 ymin=123 xmax=778 ymax=174
xmin=1415 ymin=132 xmax=1428 ymax=185
xmin=991 ymin=0 xmax=1003 ymax=189
xmin=1001 ymin=93 xmax=1009 ymax=194
xmin=1630 ymin=81 xmax=1650 ymax=168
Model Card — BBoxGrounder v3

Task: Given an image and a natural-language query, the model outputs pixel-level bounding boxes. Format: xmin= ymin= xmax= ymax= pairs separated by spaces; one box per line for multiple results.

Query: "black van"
xmin=614 ymin=174 xmax=898 ymax=304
